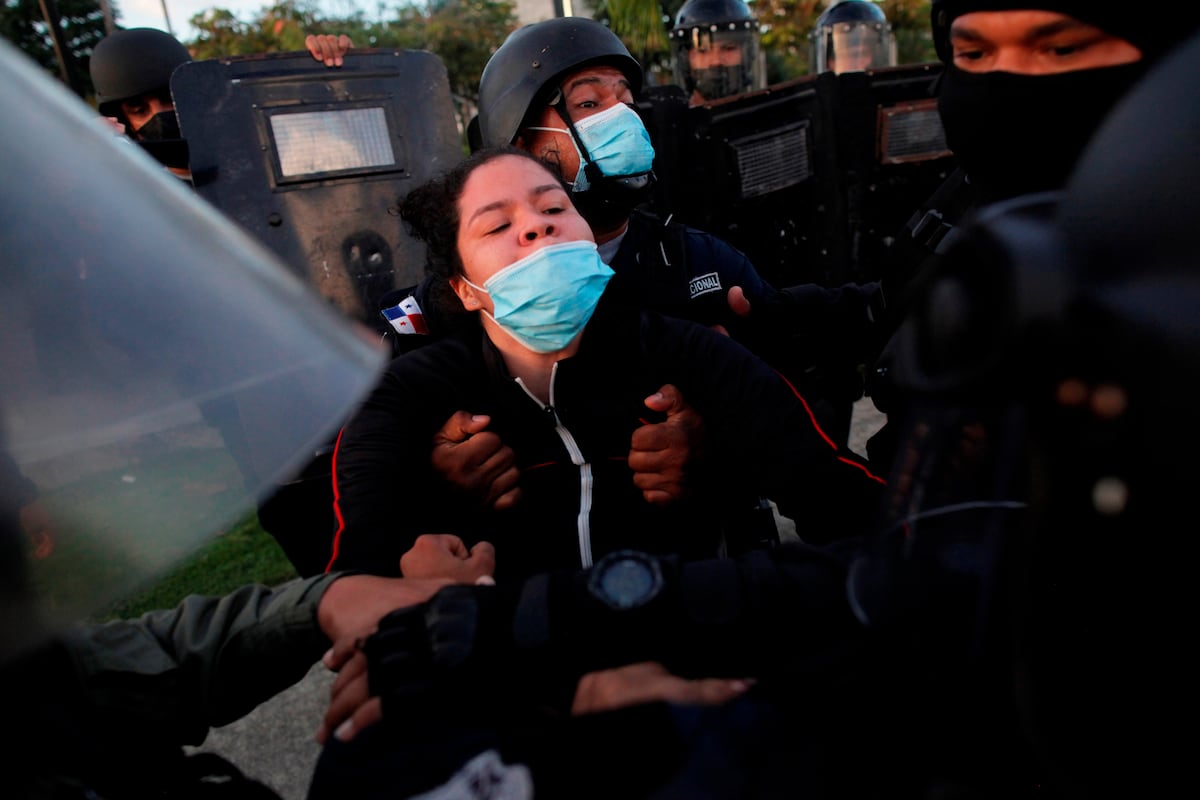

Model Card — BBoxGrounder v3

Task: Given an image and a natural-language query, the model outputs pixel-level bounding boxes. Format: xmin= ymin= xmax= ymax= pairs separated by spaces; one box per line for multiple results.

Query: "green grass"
xmin=95 ymin=513 xmax=298 ymax=621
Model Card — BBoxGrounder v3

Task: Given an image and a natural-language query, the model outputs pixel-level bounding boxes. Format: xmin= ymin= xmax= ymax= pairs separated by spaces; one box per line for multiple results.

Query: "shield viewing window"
xmin=877 ymin=98 xmax=951 ymax=164
xmin=267 ymin=106 xmax=397 ymax=181
xmin=729 ymin=121 xmax=812 ymax=199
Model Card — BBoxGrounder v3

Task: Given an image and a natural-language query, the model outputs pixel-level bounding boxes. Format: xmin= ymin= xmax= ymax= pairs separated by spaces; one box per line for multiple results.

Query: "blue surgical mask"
xmin=465 ymin=241 xmax=614 ymax=353
xmin=528 ymin=103 xmax=656 ymax=192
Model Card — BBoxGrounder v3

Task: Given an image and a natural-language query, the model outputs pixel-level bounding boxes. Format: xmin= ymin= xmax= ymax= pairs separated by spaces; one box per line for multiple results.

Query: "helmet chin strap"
xmin=543 ymin=86 xmax=656 ymax=229
xmin=550 ymin=92 xmax=605 ymax=185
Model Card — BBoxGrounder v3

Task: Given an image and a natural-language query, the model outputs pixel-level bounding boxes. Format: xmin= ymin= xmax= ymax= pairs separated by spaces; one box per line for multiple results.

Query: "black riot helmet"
xmin=671 ymin=0 xmax=762 ymax=101
xmin=89 ymin=28 xmax=192 ymax=170
xmin=90 ymin=28 xmax=192 ymax=119
xmin=477 ymin=17 xmax=653 ymax=231
xmin=476 ymin=17 xmax=643 ymax=150
xmin=810 ymin=1 xmax=897 ymax=74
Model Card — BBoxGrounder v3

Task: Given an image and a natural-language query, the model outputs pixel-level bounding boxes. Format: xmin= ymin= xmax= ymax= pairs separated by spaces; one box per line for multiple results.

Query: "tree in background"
xmin=191 ymin=1 xmax=333 ymax=58
xmin=594 ymin=0 xmax=673 ymax=82
xmin=188 ymin=0 xmax=515 ymax=141
xmin=384 ymin=0 xmax=517 ymax=136
xmin=1 ymin=0 xmax=111 ymax=97
xmin=877 ymin=0 xmax=934 ymax=65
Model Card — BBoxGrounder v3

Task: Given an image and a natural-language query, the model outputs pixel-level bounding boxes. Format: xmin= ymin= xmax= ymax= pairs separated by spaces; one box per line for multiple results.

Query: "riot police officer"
xmin=809 ymin=0 xmax=898 ymax=74
xmin=864 ymin=0 xmax=1200 ymax=475
xmin=670 ymin=0 xmax=764 ymax=104
xmin=89 ymin=28 xmax=354 ymax=181
xmin=90 ymin=27 xmax=194 ymax=178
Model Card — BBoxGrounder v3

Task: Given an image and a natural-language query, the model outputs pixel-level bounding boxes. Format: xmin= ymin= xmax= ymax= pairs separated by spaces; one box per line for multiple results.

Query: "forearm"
xmin=59 ymin=574 xmax=339 ymax=740
xmin=330 ymin=383 xmax=456 ymax=574
xmin=368 ymin=542 xmax=867 ymax=716
xmin=523 ymin=544 xmax=864 ymax=679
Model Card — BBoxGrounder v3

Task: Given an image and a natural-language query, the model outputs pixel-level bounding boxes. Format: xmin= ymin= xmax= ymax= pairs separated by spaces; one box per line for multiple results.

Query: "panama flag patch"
xmin=381 ymin=295 xmax=429 ymax=335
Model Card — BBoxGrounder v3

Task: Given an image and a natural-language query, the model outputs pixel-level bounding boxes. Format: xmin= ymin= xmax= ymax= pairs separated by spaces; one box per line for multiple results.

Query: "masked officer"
xmin=310 ymin=24 xmax=1200 ymax=798
xmin=89 ymin=28 xmax=354 ymax=181
xmin=473 ymin=15 xmax=773 ymax=327
xmin=862 ymin=0 xmax=1200 ymax=475
xmin=90 ymin=27 xmax=194 ymax=178
xmin=670 ymin=0 xmax=764 ymax=104
xmin=809 ymin=0 xmax=898 ymax=75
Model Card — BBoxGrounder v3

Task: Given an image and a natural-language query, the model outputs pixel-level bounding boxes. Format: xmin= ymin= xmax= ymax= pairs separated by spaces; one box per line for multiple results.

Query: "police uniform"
xmin=15 ymin=574 xmax=340 ymax=798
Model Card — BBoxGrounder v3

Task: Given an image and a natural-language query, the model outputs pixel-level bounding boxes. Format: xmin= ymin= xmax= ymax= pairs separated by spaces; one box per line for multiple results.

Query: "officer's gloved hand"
xmin=361 ymin=584 xmax=580 ymax=724
xmin=365 ymin=586 xmax=496 ymax=716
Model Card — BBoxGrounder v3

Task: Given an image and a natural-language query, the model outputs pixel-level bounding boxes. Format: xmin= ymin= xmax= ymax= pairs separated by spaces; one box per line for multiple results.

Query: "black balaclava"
xmin=133 ymin=109 xmax=182 ymax=143
xmin=937 ymin=63 xmax=1144 ymax=203
xmin=130 ymin=110 xmax=190 ymax=173
xmin=932 ymin=0 xmax=1200 ymax=203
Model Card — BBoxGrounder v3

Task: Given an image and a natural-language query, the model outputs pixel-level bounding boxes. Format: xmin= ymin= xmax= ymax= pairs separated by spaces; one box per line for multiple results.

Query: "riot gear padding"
xmin=671 ymin=0 xmax=761 ymax=101
xmin=477 ymin=17 xmax=643 ymax=149
xmin=0 ymin=37 xmax=384 ymax=662
xmin=90 ymin=28 xmax=192 ymax=119
xmin=855 ymin=30 xmax=1200 ymax=794
xmin=810 ymin=1 xmax=897 ymax=75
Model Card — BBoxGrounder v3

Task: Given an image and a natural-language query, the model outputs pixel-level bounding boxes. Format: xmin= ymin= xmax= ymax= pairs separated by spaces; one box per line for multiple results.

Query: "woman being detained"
xmin=328 ymin=147 xmax=884 ymax=582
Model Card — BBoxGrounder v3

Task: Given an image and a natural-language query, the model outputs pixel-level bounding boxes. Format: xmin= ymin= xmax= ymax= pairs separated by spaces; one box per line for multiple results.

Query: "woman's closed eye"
xmin=477 ymin=215 xmax=510 ymax=236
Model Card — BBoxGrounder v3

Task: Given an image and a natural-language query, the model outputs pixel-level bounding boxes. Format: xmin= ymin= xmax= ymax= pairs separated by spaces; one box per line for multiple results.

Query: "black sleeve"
xmin=366 ymin=541 xmax=868 ymax=716
xmin=525 ymin=541 xmax=865 ymax=680
xmin=328 ymin=346 xmax=475 ymax=575
xmin=641 ymin=312 xmax=887 ymax=543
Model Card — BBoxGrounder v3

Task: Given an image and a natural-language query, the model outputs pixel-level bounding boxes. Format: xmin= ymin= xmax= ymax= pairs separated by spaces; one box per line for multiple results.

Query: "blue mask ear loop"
xmin=548 ymin=89 xmax=605 ymax=186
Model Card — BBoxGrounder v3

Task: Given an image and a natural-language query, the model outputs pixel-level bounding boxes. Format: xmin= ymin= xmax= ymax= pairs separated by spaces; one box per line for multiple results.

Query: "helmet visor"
xmin=813 ymin=23 xmax=897 ymax=74
xmin=673 ymin=29 xmax=760 ymax=100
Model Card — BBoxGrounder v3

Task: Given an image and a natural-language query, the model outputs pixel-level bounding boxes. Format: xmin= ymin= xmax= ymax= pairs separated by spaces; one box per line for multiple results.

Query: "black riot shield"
xmin=172 ymin=49 xmax=463 ymax=335
xmin=642 ymin=63 xmax=954 ymax=289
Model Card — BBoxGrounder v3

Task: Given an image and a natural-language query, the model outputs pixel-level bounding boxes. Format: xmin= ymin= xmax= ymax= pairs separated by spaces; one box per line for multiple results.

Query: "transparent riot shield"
xmin=0 ymin=37 xmax=386 ymax=662
xmin=171 ymin=49 xmax=463 ymax=335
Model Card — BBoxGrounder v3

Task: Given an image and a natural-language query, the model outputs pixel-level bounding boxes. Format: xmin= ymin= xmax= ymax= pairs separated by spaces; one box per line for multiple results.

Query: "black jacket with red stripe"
xmin=328 ymin=293 xmax=885 ymax=583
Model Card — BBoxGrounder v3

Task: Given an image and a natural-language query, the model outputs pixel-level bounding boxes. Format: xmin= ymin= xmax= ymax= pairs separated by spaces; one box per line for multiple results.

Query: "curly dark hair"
xmin=399 ymin=146 xmax=566 ymax=319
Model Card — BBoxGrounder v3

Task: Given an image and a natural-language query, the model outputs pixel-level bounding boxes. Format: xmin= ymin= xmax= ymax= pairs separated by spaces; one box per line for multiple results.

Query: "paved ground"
xmin=194 ymin=399 xmax=887 ymax=799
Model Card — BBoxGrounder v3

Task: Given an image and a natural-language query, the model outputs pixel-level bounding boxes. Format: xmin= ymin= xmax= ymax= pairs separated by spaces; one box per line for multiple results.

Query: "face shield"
xmin=811 ymin=22 xmax=898 ymax=75
xmin=672 ymin=27 xmax=760 ymax=101
xmin=0 ymin=38 xmax=386 ymax=663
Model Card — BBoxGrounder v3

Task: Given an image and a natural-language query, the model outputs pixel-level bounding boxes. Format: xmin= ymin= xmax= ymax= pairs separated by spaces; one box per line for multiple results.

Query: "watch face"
xmin=590 ymin=550 xmax=663 ymax=610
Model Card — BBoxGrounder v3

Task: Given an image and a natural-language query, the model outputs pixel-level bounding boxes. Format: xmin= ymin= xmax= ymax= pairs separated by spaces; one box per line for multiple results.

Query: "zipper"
xmin=515 ymin=363 xmax=595 ymax=567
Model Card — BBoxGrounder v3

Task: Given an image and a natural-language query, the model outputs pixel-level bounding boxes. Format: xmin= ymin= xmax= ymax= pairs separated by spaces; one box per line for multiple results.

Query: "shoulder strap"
xmin=904 ymin=168 xmax=975 ymax=255
xmin=629 ymin=209 xmax=690 ymax=279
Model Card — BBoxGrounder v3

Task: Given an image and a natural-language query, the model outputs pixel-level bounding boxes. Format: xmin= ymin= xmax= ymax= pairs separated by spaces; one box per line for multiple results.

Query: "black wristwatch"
xmin=587 ymin=550 xmax=664 ymax=611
